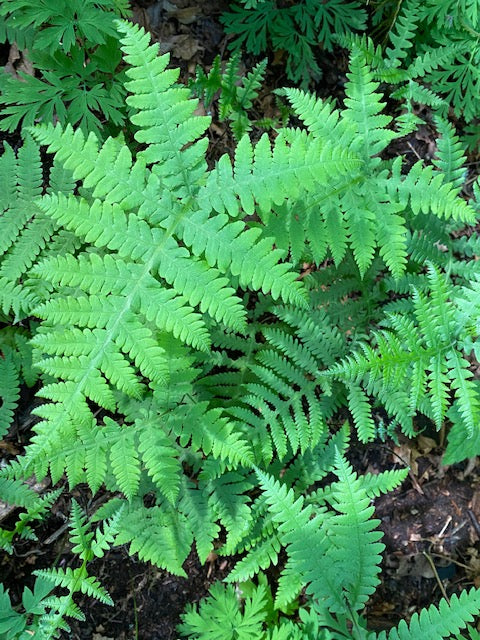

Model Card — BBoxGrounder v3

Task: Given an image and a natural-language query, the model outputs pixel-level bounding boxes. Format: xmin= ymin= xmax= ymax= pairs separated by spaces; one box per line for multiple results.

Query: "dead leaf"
xmin=4 ymin=44 xmax=34 ymax=80
xmin=167 ymin=6 xmax=199 ymax=24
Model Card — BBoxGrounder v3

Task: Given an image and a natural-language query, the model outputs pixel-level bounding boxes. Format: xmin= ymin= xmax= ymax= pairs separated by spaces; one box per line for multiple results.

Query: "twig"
xmin=423 ymin=551 xmax=449 ymax=603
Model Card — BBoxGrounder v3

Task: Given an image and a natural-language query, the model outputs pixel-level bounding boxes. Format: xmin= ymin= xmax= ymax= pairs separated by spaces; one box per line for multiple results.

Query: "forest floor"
xmin=2 ymin=1 xmax=480 ymax=638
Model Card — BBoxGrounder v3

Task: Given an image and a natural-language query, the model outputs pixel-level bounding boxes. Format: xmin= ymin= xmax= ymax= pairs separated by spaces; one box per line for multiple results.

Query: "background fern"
xmin=222 ymin=0 xmax=367 ymax=84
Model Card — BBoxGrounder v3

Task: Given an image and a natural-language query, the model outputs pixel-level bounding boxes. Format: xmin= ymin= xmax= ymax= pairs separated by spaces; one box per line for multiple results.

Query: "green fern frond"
xmin=198 ymin=129 xmax=361 ymax=219
xmin=226 ymin=534 xmax=281 ymax=583
xmin=207 ymin=471 xmax=253 ymax=553
xmin=348 ymin=384 xmax=375 ymax=443
xmin=179 ymin=480 xmax=220 ymax=563
xmin=330 ymin=264 xmax=480 ymax=448
xmin=108 ymin=422 xmax=141 ymax=500
xmin=376 ymin=588 xmax=480 ymax=640
xmin=384 ymin=0 xmax=420 ymax=66
xmin=69 ymin=500 xmax=94 ymax=561
xmin=391 ymin=159 xmax=476 ymax=224
xmin=432 ymin=117 xmax=467 ymax=191
xmin=34 ymin=567 xmax=113 ymax=606
xmin=117 ymin=20 xmax=210 ymax=175
xmin=138 ymin=421 xmax=181 ymax=505
xmin=0 ymin=349 xmax=20 ymax=437
xmin=0 ymin=136 xmax=74 ymax=319
xmin=0 ymin=477 xmax=38 ymax=510
xmin=274 ymin=558 xmax=303 ymax=610
xmin=307 ymin=454 xmax=384 ymax=612
xmin=343 ymin=49 xmax=394 ymax=158
xmin=360 ymin=468 xmax=409 ymax=498
xmin=116 ymin=501 xmax=193 ymax=575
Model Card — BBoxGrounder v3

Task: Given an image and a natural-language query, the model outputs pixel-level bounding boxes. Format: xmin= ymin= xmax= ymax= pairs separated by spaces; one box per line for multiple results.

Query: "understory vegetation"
xmin=2 ymin=0 xmax=480 ymax=638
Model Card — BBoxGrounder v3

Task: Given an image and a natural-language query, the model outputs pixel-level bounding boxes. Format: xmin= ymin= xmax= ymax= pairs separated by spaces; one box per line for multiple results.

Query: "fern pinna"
xmin=2 ymin=17 xmax=480 ymax=638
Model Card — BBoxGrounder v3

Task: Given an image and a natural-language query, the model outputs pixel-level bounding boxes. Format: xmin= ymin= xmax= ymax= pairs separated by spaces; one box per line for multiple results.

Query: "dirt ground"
xmin=2 ymin=0 xmax=480 ymax=638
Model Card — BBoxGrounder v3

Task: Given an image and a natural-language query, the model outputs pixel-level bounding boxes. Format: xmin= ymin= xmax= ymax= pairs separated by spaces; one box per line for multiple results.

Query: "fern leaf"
xmin=107 ymin=421 xmax=141 ymax=500
xmin=0 ymin=350 xmax=20 ymax=437
xmin=116 ymin=502 xmax=192 ymax=575
xmin=180 ymin=481 xmax=220 ymax=563
xmin=179 ymin=208 xmax=305 ymax=306
xmin=198 ymin=129 xmax=361 ymax=218
xmin=348 ymin=384 xmax=375 ymax=442
xmin=69 ymin=500 xmax=94 ymax=561
xmin=393 ymin=161 xmax=476 ymax=223
xmin=226 ymin=534 xmax=281 ymax=583
xmin=91 ymin=506 xmax=123 ymax=559
xmin=446 ymin=350 xmax=480 ymax=437
xmin=274 ymin=558 xmax=303 ymax=610
xmin=34 ymin=567 xmax=113 ymax=606
xmin=432 ymin=116 xmax=467 ymax=191
xmin=379 ymin=588 xmax=480 ymax=640
xmin=117 ymin=20 xmax=210 ymax=181
xmin=384 ymin=0 xmax=420 ymax=65
xmin=255 ymin=469 xmax=312 ymax=537
xmin=138 ymin=421 xmax=181 ymax=504
xmin=343 ymin=49 xmax=394 ymax=158
xmin=207 ymin=471 xmax=252 ymax=553
xmin=357 ymin=468 xmax=408 ymax=499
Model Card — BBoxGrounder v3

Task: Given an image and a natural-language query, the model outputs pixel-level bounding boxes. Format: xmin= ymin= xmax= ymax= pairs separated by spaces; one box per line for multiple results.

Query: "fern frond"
xmin=309 ymin=454 xmax=384 ymax=612
xmin=274 ymin=558 xmax=303 ymax=610
xmin=179 ymin=481 xmax=220 ymax=563
xmin=377 ymin=588 xmax=480 ymax=640
xmin=34 ymin=567 xmax=113 ymax=606
xmin=394 ymin=160 xmax=476 ymax=222
xmin=138 ymin=421 xmax=181 ymax=504
xmin=384 ymin=0 xmax=420 ymax=66
xmin=198 ymin=129 xmax=361 ymax=218
xmin=178 ymin=207 xmax=304 ymax=306
xmin=432 ymin=116 xmax=467 ymax=191
xmin=348 ymin=384 xmax=375 ymax=443
xmin=115 ymin=501 xmax=193 ymax=575
xmin=226 ymin=534 xmax=281 ymax=583
xmin=0 ymin=349 xmax=20 ymax=437
xmin=207 ymin=471 xmax=252 ymax=553
xmin=69 ymin=500 xmax=94 ymax=561
xmin=343 ymin=49 xmax=394 ymax=158
xmin=117 ymin=20 xmax=210 ymax=180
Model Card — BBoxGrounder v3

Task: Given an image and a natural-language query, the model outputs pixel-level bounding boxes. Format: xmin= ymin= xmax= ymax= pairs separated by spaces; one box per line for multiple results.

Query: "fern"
xmin=258 ymin=49 xmax=476 ymax=281
xmin=3 ymin=16 xmax=480 ymax=639
xmin=374 ymin=589 xmax=480 ymax=640
xmin=363 ymin=0 xmax=480 ymax=123
xmin=222 ymin=0 xmax=367 ymax=84
xmin=329 ymin=264 xmax=480 ymax=458
xmin=190 ymin=52 xmax=269 ymax=140
xmin=0 ymin=348 xmax=20 ymax=438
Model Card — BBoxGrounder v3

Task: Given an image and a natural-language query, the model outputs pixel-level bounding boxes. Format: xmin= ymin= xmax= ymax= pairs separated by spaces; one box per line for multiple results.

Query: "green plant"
xmin=0 ymin=500 xmax=122 ymax=639
xmin=189 ymin=52 xmax=278 ymax=140
xmin=0 ymin=0 xmax=131 ymax=136
xmin=221 ymin=0 xmax=367 ymax=84
xmin=2 ymin=18 xmax=480 ymax=639
xmin=179 ymin=455 xmax=480 ymax=639
xmin=347 ymin=0 xmax=480 ymax=139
